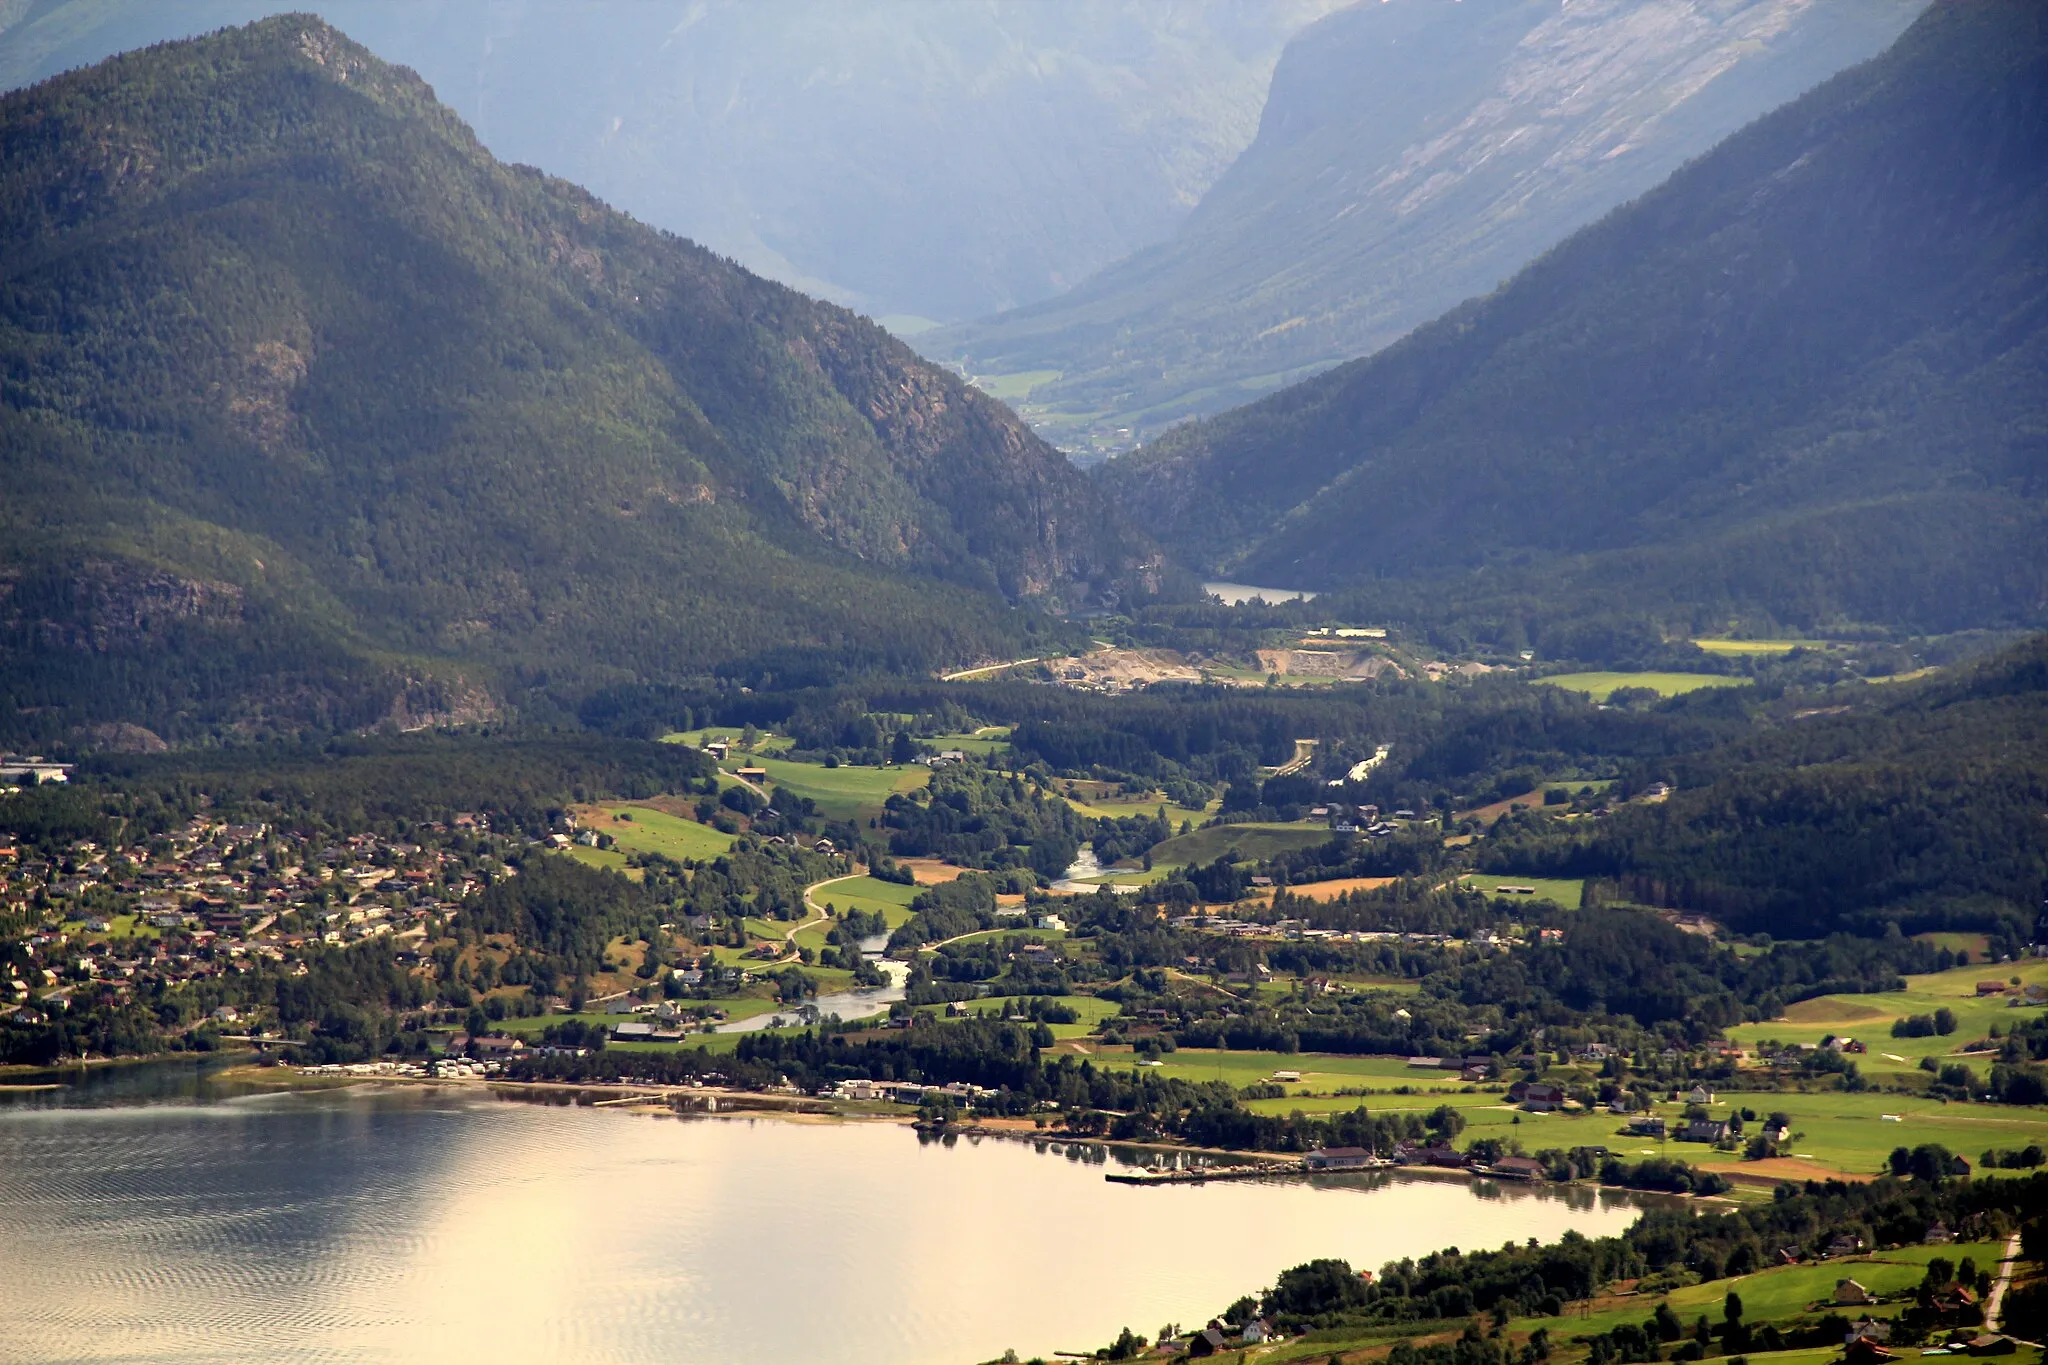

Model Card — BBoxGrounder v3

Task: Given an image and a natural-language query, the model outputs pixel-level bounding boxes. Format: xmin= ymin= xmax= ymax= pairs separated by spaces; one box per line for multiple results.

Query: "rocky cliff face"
xmin=932 ymin=0 xmax=1926 ymax=451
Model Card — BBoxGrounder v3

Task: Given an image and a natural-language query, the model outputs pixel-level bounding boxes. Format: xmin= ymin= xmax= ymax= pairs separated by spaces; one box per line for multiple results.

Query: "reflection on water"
xmin=0 ymin=1084 xmax=1646 ymax=1365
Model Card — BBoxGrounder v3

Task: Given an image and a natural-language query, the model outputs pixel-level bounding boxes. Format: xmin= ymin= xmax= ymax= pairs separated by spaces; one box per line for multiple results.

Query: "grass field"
xmin=1146 ymin=822 xmax=1334 ymax=870
xmin=1079 ymin=1048 xmax=1463 ymax=1097
xmin=809 ymin=875 xmax=920 ymax=927
xmin=1459 ymin=873 xmax=1585 ymax=907
xmin=1515 ymin=1242 xmax=1999 ymax=1343
xmin=577 ymin=804 xmax=737 ymax=862
xmin=972 ymin=369 xmax=1060 ymax=401
xmin=725 ymin=752 xmax=928 ymax=823
xmin=915 ymin=994 xmax=1117 ymax=1041
xmin=1726 ymin=959 xmax=2048 ymax=1082
xmin=1537 ymin=672 xmax=1754 ymax=700
xmin=924 ymin=727 xmax=1012 ymax=755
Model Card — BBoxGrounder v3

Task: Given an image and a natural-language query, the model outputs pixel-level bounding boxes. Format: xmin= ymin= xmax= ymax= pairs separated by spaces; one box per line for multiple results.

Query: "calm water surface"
xmin=0 ymin=1077 xmax=1646 ymax=1365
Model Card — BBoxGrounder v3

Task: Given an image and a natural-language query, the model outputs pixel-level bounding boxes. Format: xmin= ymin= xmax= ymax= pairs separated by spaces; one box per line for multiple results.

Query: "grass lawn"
xmin=1459 ymin=873 xmax=1585 ymax=908
xmin=1146 ymin=822 xmax=1334 ymax=869
xmin=1536 ymin=671 xmax=1754 ymax=701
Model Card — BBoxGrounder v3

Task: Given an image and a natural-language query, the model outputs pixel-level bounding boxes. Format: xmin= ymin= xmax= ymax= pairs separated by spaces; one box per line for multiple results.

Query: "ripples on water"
xmin=0 ymin=1079 xmax=1647 ymax=1365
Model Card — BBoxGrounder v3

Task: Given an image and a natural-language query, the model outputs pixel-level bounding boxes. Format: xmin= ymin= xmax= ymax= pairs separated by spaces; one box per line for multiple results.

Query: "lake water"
xmin=0 ymin=1076 xmax=1648 ymax=1365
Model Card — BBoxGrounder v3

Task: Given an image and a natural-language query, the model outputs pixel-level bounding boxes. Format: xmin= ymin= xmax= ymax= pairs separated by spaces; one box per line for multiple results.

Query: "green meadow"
xmin=1725 ymin=959 xmax=2048 ymax=1082
xmin=1537 ymin=672 xmax=1754 ymax=700
xmin=599 ymin=805 xmax=737 ymax=861
xmin=1459 ymin=873 xmax=1586 ymax=907
xmin=1145 ymin=821 xmax=1334 ymax=869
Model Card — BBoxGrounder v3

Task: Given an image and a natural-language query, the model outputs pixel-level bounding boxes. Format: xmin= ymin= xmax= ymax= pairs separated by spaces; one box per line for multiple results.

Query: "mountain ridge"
xmin=1096 ymin=0 xmax=2048 ymax=634
xmin=0 ymin=15 xmax=1158 ymax=745
xmin=930 ymin=0 xmax=1928 ymax=454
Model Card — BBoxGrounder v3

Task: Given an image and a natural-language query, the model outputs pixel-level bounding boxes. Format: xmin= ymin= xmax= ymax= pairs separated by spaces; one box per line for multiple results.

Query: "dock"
xmin=1105 ymin=1162 xmax=1301 ymax=1185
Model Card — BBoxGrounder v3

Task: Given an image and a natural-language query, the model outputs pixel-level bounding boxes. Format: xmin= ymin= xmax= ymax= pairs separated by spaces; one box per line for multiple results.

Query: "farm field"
xmin=1536 ymin=671 xmax=1754 ymax=700
xmin=726 ymin=752 xmax=928 ymax=823
xmin=810 ymin=875 xmax=919 ymax=926
xmin=1459 ymin=873 xmax=1586 ymax=907
xmin=577 ymin=803 xmax=738 ymax=861
xmin=971 ymin=368 xmax=1060 ymax=401
xmin=1692 ymin=638 xmax=1834 ymax=655
xmin=913 ymin=994 xmax=1117 ymax=1041
xmin=923 ymin=726 xmax=1012 ymax=755
xmin=1726 ymin=959 xmax=2048 ymax=1081
xmin=1516 ymin=1242 xmax=2000 ymax=1344
xmin=1084 ymin=1048 xmax=1461 ymax=1096
xmin=1270 ymin=876 xmax=1400 ymax=902
xmin=1146 ymin=822 xmax=1333 ymax=869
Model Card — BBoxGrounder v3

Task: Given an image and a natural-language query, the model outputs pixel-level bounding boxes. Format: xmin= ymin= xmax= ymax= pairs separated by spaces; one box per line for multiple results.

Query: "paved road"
xmin=1986 ymin=1229 xmax=2024 ymax=1332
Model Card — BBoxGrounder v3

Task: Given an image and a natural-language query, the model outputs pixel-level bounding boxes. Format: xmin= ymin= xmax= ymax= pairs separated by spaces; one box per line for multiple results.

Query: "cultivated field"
xmin=1537 ymin=671 xmax=1754 ymax=700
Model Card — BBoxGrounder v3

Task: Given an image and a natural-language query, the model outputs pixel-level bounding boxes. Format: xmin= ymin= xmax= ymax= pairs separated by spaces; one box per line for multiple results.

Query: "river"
xmin=0 ymin=1073 xmax=1649 ymax=1365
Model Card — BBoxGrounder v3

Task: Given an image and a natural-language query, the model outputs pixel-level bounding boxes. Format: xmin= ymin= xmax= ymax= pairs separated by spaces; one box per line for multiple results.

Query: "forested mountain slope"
xmin=1488 ymin=636 xmax=2048 ymax=941
xmin=0 ymin=17 xmax=1155 ymax=745
xmin=1100 ymin=0 xmax=2048 ymax=633
xmin=0 ymin=0 xmax=1342 ymax=322
xmin=933 ymin=0 xmax=1924 ymax=448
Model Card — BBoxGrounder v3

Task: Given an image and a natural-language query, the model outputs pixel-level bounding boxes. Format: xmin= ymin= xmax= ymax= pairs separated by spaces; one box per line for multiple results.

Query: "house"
xmin=1188 ymin=1325 xmax=1233 ymax=1357
xmin=1627 ymin=1116 xmax=1669 ymax=1139
xmin=1682 ymin=1119 xmax=1730 ymax=1144
xmin=1682 ymin=1084 xmax=1716 ymax=1105
xmin=1764 ymin=1120 xmax=1792 ymax=1144
xmin=1827 ymin=1233 xmax=1867 ymax=1258
xmin=1964 ymin=1336 xmax=2018 ymax=1356
xmin=1834 ymin=1279 xmax=1872 ymax=1305
xmin=1845 ymin=1320 xmax=1892 ymax=1346
xmin=1925 ymin=1222 xmax=1956 ymax=1244
xmin=611 ymin=1021 xmax=655 ymax=1040
xmin=1511 ymin=1081 xmax=1565 ymax=1111
xmin=1931 ymin=1284 xmax=1978 ymax=1316
xmin=1304 ymin=1146 xmax=1376 ymax=1171
xmin=1978 ymin=981 xmax=2010 ymax=997
xmin=1241 ymin=1319 xmax=1275 ymax=1344
xmin=1492 ymin=1156 xmax=1547 ymax=1181
xmin=702 ymin=741 xmax=728 ymax=761
xmin=1843 ymin=1338 xmax=1899 ymax=1365
xmin=1034 ymin=914 xmax=1066 ymax=932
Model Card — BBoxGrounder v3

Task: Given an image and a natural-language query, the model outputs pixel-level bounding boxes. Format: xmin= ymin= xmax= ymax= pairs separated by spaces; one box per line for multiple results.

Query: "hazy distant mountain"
xmin=932 ymin=0 xmax=1928 ymax=454
xmin=0 ymin=17 xmax=1158 ymax=743
xmin=0 ymin=0 xmax=1342 ymax=323
xmin=1100 ymin=0 xmax=2048 ymax=635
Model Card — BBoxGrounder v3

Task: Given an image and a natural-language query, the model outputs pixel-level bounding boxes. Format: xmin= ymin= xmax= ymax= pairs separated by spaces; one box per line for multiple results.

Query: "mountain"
xmin=930 ymin=0 xmax=1928 ymax=455
xmin=1097 ymin=0 xmax=2048 ymax=635
xmin=0 ymin=16 xmax=1159 ymax=746
xmin=0 ymin=0 xmax=1344 ymax=323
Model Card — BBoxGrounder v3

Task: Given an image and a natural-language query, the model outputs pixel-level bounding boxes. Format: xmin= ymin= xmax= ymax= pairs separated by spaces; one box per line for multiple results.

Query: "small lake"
xmin=0 ymin=1076 xmax=1647 ymax=1365
xmin=1204 ymin=580 xmax=1317 ymax=605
